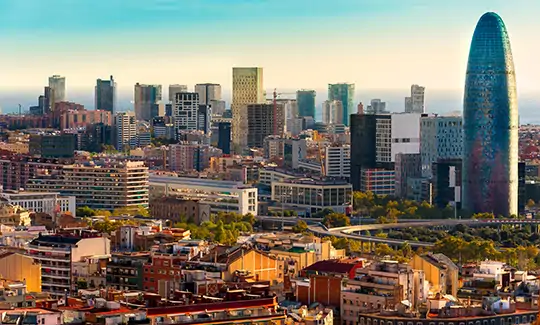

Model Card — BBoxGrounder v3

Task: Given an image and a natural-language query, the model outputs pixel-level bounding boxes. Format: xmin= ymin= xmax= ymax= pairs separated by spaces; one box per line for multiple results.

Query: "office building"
xmin=432 ymin=159 xmax=462 ymax=209
xmin=37 ymin=87 xmax=54 ymax=115
xmin=325 ymin=145 xmax=351 ymax=178
xmin=217 ymin=122 xmax=231 ymax=155
xmin=405 ymin=84 xmax=426 ymax=113
xmin=231 ymin=67 xmax=265 ymax=149
xmin=365 ymin=99 xmax=389 ymax=114
xmin=114 ymin=112 xmax=138 ymax=151
xmin=197 ymin=104 xmax=211 ymax=134
xmin=296 ymin=90 xmax=316 ymax=118
xmin=29 ymin=134 xmax=77 ymax=158
xmin=95 ymin=75 xmax=116 ymax=113
xmin=194 ymin=83 xmax=222 ymax=105
xmin=246 ymin=103 xmax=284 ymax=148
xmin=420 ymin=115 xmax=463 ymax=178
xmin=328 ymin=83 xmax=354 ymax=126
xmin=27 ymin=160 xmax=149 ymax=210
xmin=48 ymin=75 xmax=66 ymax=103
xmin=463 ymin=12 xmax=518 ymax=216
xmin=210 ymin=99 xmax=226 ymax=116
xmin=0 ymin=191 xmax=76 ymax=216
xmin=168 ymin=84 xmax=188 ymax=102
xmin=86 ymin=122 xmax=114 ymax=152
xmin=134 ymin=83 xmax=162 ymax=121
xmin=169 ymin=142 xmax=219 ymax=172
xmin=172 ymin=92 xmax=200 ymax=135
xmin=322 ymin=100 xmax=343 ymax=125
xmin=391 ymin=113 xmax=421 ymax=161
xmin=137 ymin=121 xmax=151 ymax=147
xmin=149 ymin=175 xmax=257 ymax=215
xmin=395 ymin=153 xmax=422 ymax=198
xmin=27 ymin=233 xmax=110 ymax=298
xmin=361 ymin=168 xmax=396 ymax=196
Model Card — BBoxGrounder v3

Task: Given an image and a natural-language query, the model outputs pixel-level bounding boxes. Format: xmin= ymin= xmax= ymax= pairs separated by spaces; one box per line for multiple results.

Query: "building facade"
xmin=231 ymin=67 xmax=265 ymax=149
xmin=29 ymin=134 xmax=76 ymax=158
xmin=60 ymin=108 xmax=112 ymax=130
xmin=462 ymin=12 xmax=518 ymax=216
xmin=194 ymin=83 xmax=222 ymax=105
xmin=296 ymin=90 xmax=316 ymax=118
xmin=217 ymin=122 xmax=231 ymax=155
xmin=134 ymin=83 xmax=162 ymax=121
xmin=168 ymin=84 xmax=188 ymax=102
xmin=0 ymin=191 xmax=76 ymax=216
xmin=325 ymin=145 xmax=351 ymax=178
xmin=95 ymin=76 xmax=116 ymax=113
xmin=360 ymin=168 xmax=396 ymax=196
xmin=172 ymin=92 xmax=200 ymax=135
xmin=246 ymin=104 xmax=284 ymax=148
xmin=322 ymin=100 xmax=343 ymax=125
xmin=114 ymin=112 xmax=138 ymax=151
xmin=405 ymin=84 xmax=425 ymax=113
xmin=395 ymin=153 xmax=422 ymax=199
xmin=48 ymin=75 xmax=66 ymax=103
xmin=328 ymin=83 xmax=354 ymax=126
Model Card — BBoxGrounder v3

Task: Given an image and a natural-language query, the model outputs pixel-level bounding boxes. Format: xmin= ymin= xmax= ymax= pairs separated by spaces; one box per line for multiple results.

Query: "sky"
xmin=0 ymin=0 xmax=539 ymax=114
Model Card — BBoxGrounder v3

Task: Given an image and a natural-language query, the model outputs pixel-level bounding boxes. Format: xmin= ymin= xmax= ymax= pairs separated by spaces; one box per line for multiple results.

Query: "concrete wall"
xmin=0 ymin=253 xmax=41 ymax=292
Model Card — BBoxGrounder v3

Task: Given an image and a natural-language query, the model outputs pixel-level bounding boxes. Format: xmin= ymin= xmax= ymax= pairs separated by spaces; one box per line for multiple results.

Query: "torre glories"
xmin=462 ymin=12 xmax=518 ymax=217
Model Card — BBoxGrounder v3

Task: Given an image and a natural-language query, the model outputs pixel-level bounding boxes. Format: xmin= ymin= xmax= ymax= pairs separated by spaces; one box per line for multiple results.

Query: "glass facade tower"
xmin=462 ymin=12 xmax=518 ymax=217
xmin=296 ymin=90 xmax=316 ymax=118
xmin=328 ymin=83 xmax=354 ymax=126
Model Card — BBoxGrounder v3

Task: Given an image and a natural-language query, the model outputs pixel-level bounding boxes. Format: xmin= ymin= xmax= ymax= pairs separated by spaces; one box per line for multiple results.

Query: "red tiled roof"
xmin=302 ymin=259 xmax=359 ymax=274
xmin=145 ymin=297 xmax=277 ymax=317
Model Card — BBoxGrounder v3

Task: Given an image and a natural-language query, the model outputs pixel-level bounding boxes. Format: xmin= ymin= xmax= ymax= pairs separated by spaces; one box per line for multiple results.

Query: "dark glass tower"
xmin=462 ymin=12 xmax=518 ymax=216
xmin=296 ymin=90 xmax=316 ymax=118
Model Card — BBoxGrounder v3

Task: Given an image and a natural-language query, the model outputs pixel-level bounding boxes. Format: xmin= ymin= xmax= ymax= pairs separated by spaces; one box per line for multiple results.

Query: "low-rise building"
xmin=149 ymin=197 xmax=210 ymax=224
xmin=0 ymin=203 xmax=31 ymax=226
xmin=409 ymin=253 xmax=459 ymax=297
xmin=106 ymin=252 xmax=149 ymax=291
xmin=0 ymin=190 xmax=76 ymax=216
xmin=360 ymin=168 xmax=395 ymax=196
xmin=0 ymin=251 xmax=41 ymax=293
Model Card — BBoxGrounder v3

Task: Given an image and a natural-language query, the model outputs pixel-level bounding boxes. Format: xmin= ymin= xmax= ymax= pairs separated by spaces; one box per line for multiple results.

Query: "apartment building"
xmin=26 ymin=160 xmax=149 ymax=210
xmin=0 ymin=251 xmax=42 ymax=292
xmin=0 ymin=191 xmax=75 ymax=216
xmin=106 ymin=253 xmax=150 ymax=291
xmin=325 ymin=145 xmax=350 ymax=178
xmin=27 ymin=233 xmax=110 ymax=298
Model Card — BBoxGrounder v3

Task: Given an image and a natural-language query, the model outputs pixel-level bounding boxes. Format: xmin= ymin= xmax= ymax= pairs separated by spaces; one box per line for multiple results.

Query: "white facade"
xmin=0 ymin=191 xmax=76 ymax=216
xmin=149 ymin=175 xmax=257 ymax=215
xmin=114 ymin=112 xmax=138 ymax=151
xmin=259 ymin=168 xmax=297 ymax=186
xmin=420 ymin=115 xmax=463 ymax=177
xmin=322 ymin=100 xmax=343 ymax=125
xmin=390 ymin=113 xmax=421 ymax=162
xmin=375 ymin=118 xmax=392 ymax=162
xmin=325 ymin=145 xmax=350 ymax=178
xmin=173 ymin=92 xmax=200 ymax=134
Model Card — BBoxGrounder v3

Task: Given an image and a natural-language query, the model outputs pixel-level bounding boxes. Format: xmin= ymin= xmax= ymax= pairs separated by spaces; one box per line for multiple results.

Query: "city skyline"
xmin=0 ymin=0 xmax=539 ymax=94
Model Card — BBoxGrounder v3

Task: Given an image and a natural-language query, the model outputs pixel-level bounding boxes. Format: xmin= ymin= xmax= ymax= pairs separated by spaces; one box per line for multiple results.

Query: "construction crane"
xmin=272 ymin=89 xmax=296 ymax=136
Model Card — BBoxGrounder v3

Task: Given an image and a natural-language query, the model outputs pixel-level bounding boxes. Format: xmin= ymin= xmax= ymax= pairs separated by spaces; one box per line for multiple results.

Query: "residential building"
xmin=27 ymin=160 xmax=149 ymax=210
xmin=217 ymin=122 xmax=231 ymax=154
xmin=420 ymin=115 xmax=463 ymax=178
xmin=137 ymin=121 xmax=152 ymax=147
xmin=247 ymin=103 xmax=285 ymax=148
xmin=195 ymin=83 xmax=222 ymax=105
xmin=48 ymin=75 xmax=66 ymax=103
xmin=321 ymin=100 xmax=343 ymax=125
xmin=27 ymin=233 xmax=110 ymax=298
xmin=71 ymin=255 xmax=108 ymax=291
xmin=149 ymin=174 xmax=257 ymax=215
xmin=169 ymin=142 xmax=220 ymax=172
xmin=114 ymin=111 xmax=138 ymax=151
xmin=405 ymin=84 xmax=426 ymax=113
xmin=0 ymin=251 xmax=41 ymax=292
xmin=60 ymin=108 xmax=112 ymax=130
xmin=95 ymin=75 xmax=116 ymax=113
xmin=232 ymin=67 xmax=265 ymax=149
xmin=328 ymin=83 xmax=354 ymax=126
xmin=173 ymin=92 xmax=200 ymax=134
xmin=0 ymin=191 xmax=76 ymax=216
xmin=296 ymin=90 xmax=316 ymax=118
xmin=29 ymin=133 xmax=76 ymax=158
xmin=325 ymin=144 xmax=350 ymax=178
xmin=463 ymin=12 xmax=518 ymax=216
xmin=361 ymin=168 xmax=395 ymax=196
xmin=395 ymin=153 xmax=422 ymax=198
xmin=134 ymin=83 xmax=162 ymax=121
xmin=106 ymin=253 xmax=149 ymax=291
xmin=0 ymin=155 xmax=68 ymax=191
xmin=149 ymin=197 xmax=210 ymax=224
xmin=409 ymin=253 xmax=459 ymax=297
xmin=342 ymin=260 xmax=426 ymax=324
xmin=271 ymin=178 xmax=352 ymax=216
xmin=168 ymin=84 xmax=188 ymax=102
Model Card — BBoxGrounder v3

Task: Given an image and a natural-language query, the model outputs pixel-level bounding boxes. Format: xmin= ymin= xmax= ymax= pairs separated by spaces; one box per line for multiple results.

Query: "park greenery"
xmin=76 ymin=205 xmax=150 ymax=218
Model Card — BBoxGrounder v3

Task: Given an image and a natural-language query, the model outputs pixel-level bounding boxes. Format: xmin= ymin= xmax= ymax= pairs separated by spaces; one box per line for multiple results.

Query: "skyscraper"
xmin=194 ymin=83 xmax=222 ymax=105
xmin=405 ymin=85 xmax=425 ymax=113
xmin=231 ymin=67 xmax=264 ymax=149
xmin=114 ymin=111 xmax=137 ymax=151
xmin=328 ymin=83 xmax=354 ymax=126
xmin=134 ymin=83 xmax=162 ymax=121
xmin=95 ymin=75 xmax=116 ymax=113
xmin=462 ymin=12 xmax=518 ymax=217
xmin=296 ymin=90 xmax=316 ymax=118
xmin=173 ymin=92 xmax=200 ymax=134
xmin=322 ymin=100 xmax=343 ymax=125
xmin=48 ymin=75 xmax=66 ymax=103
xmin=169 ymin=84 xmax=188 ymax=102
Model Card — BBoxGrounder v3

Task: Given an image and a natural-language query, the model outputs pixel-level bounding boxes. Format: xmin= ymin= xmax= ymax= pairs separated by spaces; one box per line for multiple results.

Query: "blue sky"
xmin=0 ymin=0 xmax=538 ymax=96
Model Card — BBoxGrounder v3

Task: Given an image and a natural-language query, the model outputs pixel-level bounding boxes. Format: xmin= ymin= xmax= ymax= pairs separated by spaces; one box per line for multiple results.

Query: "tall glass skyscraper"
xmin=328 ymin=83 xmax=354 ymax=126
xmin=462 ymin=12 xmax=518 ymax=217
xmin=296 ymin=90 xmax=316 ymax=118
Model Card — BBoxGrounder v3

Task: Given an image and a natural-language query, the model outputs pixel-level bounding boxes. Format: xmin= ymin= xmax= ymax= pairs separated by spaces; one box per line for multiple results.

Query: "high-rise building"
xmin=48 ymin=75 xmax=66 ymax=103
xmin=296 ymin=90 xmax=316 ymax=118
xmin=462 ymin=12 xmax=518 ymax=216
xmin=405 ymin=85 xmax=425 ymax=113
xmin=231 ymin=67 xmax=265 ymax=149
xmin=246 ymin=103 xmax=284 ymax=148
xmin=365 ymin=99 xmax=389 ymax=115
xmin=322 ymin=100 xmax=343 ymax=125
xmin=172 ymin=92 xmax=200 ymax=135
xmin=395 ymin=153 xmax=422 ymax=198
xmin=420 ymin=115 xmax=463 ymax=178
xmin=328 ymin=83 xmax=354 ymax=126
xmin=134 ymin=83 xmax=162 ymax=121
xmin=195 ymin=83 xmax=222 ymax=105
xmin=197 ymin=104 xmax=211 ymax=135
xmin=95 ymin=75 xmax=116 ymax=113
xmin=217 ymin=122 xmax=231 ymax=155
xmin=114 ymin=112 xmax=138 ymax=151
xmin=169 ymin=84 xmax=188 ymax=102
xmin=325 ymin=145 xmax=351 ymax=179
xmin=169 ymin=142 xmax=219 ymax=172
xmin=29 ymin=134 xmax=77 ymax=158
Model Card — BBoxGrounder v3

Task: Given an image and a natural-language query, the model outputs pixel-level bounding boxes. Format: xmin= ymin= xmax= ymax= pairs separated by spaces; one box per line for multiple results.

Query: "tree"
xmin=76 ymin=206 xmax=96 ymax=218
xmin=94 ymin=210 xmax=112 ymax=217
xmin=322 ymin=213 xmax=351 ymax=228
xmin=292 ymin=220 xmax=308 ymax=233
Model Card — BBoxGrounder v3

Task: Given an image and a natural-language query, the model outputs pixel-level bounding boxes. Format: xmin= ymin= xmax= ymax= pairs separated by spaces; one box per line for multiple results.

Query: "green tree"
xmin=76 ymin=206 xmax=96 ymax=218
xmin=322 ymin=213 xmax=351 ymax=228
xmin=292 ymin=220 xmax=308 ymax=233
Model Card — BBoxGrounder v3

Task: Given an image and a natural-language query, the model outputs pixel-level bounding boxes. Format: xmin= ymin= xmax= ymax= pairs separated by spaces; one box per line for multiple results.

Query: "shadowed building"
xmin=462 ymin=12 xmax=518 ymax=216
